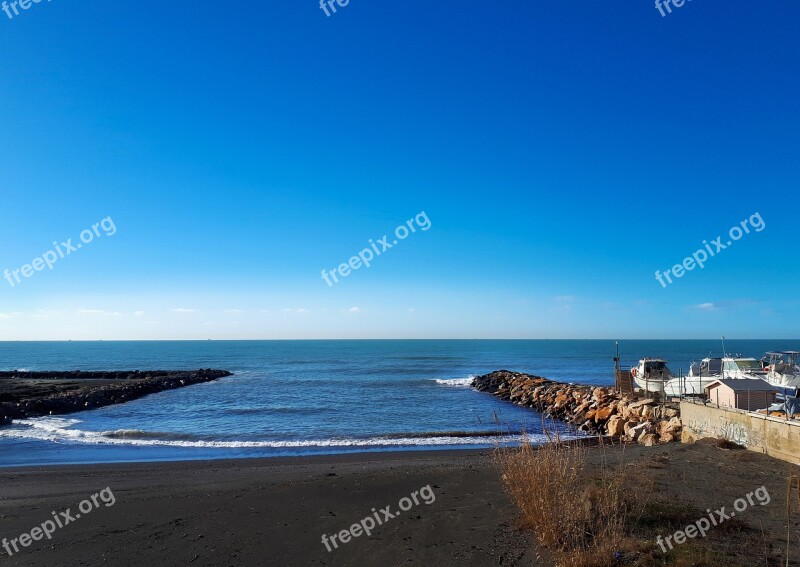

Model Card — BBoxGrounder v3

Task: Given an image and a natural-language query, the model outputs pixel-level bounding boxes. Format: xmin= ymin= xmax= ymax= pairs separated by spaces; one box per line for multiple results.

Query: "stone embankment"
xmin=0 ymin=369 xmax=232 ymax=426
xmin=473 ymin=370 xmax=682 ymax=445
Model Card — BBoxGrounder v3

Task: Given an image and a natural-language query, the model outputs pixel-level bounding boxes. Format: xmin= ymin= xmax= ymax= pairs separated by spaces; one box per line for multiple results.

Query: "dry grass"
xmin=496 ymin=435 xmax=780 ymax=566
xmin=495 ymin=435 xmax=627 ymax=567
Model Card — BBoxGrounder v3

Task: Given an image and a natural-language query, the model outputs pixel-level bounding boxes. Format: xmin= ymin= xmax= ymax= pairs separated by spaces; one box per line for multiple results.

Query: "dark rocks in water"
xmin=0 ymin=369 xmax=232 ymax=427
xmin=0 ymin=369 xmax=227 ymax=381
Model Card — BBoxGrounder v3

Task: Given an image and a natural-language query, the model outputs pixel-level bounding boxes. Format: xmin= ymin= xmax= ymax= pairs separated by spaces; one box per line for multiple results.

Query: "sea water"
xmin=0 ymin=339 xmax=793 ymax=466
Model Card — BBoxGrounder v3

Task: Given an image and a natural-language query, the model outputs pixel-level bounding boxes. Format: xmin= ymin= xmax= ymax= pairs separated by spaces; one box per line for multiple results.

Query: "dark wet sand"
xmin=2 ymin=441 xmax=798 ymax=567
xmin=0 ymin=450 xmax=536 ymax=567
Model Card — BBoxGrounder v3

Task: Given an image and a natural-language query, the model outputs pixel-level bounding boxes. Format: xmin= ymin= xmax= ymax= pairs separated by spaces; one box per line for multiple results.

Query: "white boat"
xmin=629 ymin=350 xmax=792 ymax=399
xmin=763 ymin=351 xmax=800 ymax=395
xmin=667 ymin=357 xmax=722 ymax=396
xmin=669 ymin=355 xmax=789 ymax=398
xmin=720 ymin=356 xmax=767 ymax=379
xmin=631 ymin=358 xmax=676 ymax=395
xmin=689 ymin=357 xmax=722 ymax=379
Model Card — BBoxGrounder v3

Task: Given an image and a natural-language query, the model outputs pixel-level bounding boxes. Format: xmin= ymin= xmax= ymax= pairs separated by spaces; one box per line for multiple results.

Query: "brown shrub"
xmin=495 ymin=436 xmax=626 ymax=567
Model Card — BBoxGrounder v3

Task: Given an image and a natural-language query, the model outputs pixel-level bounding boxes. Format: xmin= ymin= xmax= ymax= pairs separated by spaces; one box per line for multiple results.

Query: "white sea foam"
xmin=16 ymin=417 xmax=82 ymax=430
xmin=432 ymin=376 xmax=475 ymax=387
xmin=0 ymin=417 xmax=554 ymax=449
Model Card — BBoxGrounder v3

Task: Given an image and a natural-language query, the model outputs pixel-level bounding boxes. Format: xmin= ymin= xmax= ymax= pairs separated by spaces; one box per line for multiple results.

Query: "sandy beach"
xmin=2 ymin=440 xmax=799 ymax=567
xmin=0 ymin=449 xmax=535 ymax=567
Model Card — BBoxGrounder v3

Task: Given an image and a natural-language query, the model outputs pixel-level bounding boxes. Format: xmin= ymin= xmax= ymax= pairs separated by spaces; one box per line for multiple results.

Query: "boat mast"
xmin=721 ymin=336 xmax=727 ymax=379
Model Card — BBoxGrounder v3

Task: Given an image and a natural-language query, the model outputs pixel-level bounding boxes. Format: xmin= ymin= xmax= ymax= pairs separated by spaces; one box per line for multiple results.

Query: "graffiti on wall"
xmin=687 ymin=415 xmax=760 ymax=448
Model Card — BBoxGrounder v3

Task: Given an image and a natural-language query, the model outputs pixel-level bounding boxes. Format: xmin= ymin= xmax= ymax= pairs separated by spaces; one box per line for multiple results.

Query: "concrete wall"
xmin=681 ymin=400 xmax=800 ymax=465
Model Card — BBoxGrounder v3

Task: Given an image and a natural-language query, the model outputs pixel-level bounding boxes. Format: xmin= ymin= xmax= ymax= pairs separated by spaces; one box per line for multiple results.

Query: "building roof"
xmin=705 ymin=379 xmax=779 ymax=392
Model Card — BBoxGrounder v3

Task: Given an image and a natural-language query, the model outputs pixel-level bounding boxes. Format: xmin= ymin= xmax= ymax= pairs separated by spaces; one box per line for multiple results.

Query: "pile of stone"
xmin=472 ymin=370 xmax=682 ymax=445
xmin=0 ymin=369 xmax=232 ymax=426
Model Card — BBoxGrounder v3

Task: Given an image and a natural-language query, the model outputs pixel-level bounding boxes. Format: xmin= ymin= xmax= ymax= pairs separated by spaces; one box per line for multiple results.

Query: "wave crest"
xmin=432 ymin=376 xmax=475 ymax=387
xmin=0 ymin=418 xmax=561 ymax=449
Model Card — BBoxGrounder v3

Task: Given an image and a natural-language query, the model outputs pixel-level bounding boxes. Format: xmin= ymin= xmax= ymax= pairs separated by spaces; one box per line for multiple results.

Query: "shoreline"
xmin=0 ymin=445 xmax=505 ymax=470
xmin=2 ymin=442 xmax=796 ymax=566
xmin=0 ymin=438 xmax=611 ymax=471
xmin=0 ymin=448 xmax=536 ymax=566
xmin=1 ymin=447 xmax=495 ymax=473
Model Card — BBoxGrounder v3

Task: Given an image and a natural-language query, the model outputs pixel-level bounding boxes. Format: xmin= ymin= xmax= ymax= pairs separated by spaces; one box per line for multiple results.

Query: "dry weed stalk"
xmin=495 ymin=433 xmax=627 ymax=567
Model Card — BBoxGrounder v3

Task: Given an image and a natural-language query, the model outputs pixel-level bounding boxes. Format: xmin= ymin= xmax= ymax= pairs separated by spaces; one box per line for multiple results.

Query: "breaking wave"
xmin=431 ymin=376 xmax=475 ymax=387
xmin=0 ymin=417 xmax=559 ymax=449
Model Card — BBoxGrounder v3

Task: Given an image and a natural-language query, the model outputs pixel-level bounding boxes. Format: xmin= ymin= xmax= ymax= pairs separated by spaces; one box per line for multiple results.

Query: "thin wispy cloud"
xmin=77 ymin=309 xmax=122 ymax=316
xmin=282 ymin=308 xmax=310 ymax=313
xmin=170 ymin=308 xmax=197 ymax=313
xmin=348 ymin=307 xmax=361 ymax=313
xmin=694 ymin=299 xmax=758 ymax=312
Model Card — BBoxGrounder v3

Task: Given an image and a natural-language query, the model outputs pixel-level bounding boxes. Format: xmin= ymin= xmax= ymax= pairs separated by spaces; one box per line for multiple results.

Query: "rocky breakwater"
xmin=472 ymin=370 xmax=682 ymax=446
xmin=0 ymin=369 xmax=232 ymax=426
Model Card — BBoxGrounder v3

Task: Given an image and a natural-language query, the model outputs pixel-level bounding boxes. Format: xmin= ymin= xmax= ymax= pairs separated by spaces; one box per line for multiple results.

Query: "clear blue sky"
xmin=1 ymin=1 xmax=798 ymax=340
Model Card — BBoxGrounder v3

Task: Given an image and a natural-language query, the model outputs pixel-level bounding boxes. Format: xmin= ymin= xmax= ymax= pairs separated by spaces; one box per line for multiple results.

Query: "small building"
xmin=705 ymin=379 xmax=779 ymax=411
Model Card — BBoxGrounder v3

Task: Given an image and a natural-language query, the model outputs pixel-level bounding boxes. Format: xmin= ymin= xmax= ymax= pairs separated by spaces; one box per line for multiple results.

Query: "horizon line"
xmin=0 ymin=338 xmax=797 ymax=343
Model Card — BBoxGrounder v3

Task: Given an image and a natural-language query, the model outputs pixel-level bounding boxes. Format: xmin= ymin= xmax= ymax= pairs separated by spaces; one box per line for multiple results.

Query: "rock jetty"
xmin=472 ymin=370 xmax=682 ymax=445
xmin=0 ymin=369 xmax=232 ymax=426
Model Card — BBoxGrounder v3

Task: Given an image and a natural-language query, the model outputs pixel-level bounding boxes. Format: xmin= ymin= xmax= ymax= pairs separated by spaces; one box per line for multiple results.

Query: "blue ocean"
xmin=0 ymin=339 xmax=795 ymax=467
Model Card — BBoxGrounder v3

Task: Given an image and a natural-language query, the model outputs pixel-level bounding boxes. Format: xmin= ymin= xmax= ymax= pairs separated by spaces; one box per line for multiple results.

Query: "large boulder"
xmin=627 ymin=406 xmax=642 ymax=419
xmin=594 ymin=405 xmax=616 ymax=423
xmin=656 ymin=418 xmax=681 ymax=438
xmin=639 ymin=433 xmax=658 ymax=447
xmin=628 ymin=422 xmax=652 ymax=441
xmin=592 ymin=387 xmax=608 ymax=402
xmin=627 ymin=398 xmax=655 ymax=409
xmin=663 ymin=417 xmax=682 ymax=435
xmin=606 ymin=415 xmax=626 ymax=437
xmin=659 ymin=431 xmax=676 ymax=443
xmin=681 ymin=428 xmax=698 ymax=444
